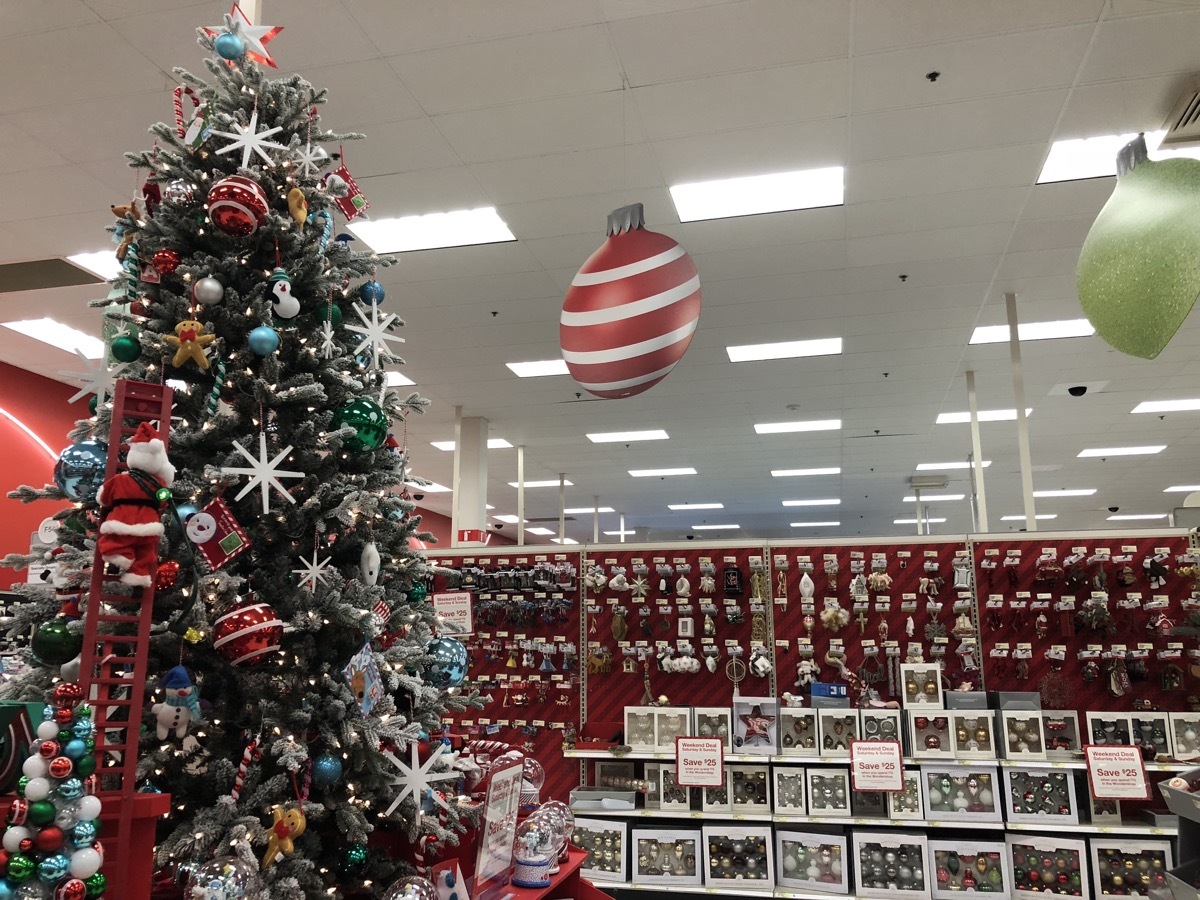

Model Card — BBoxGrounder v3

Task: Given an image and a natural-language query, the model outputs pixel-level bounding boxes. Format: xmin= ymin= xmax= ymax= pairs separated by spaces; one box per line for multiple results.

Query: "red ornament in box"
xmin=152 ymin=249 xmax=181 ymax=275
xmin=213 ymin=599 xmax=283 ymax=666
xmin=560 ymin=203 xmax=701 ymax=399
xmin=207 ymin=175 xmax=269 ymax=236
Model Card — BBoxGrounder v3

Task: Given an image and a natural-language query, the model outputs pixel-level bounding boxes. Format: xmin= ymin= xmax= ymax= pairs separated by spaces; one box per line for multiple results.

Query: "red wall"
xmin=411 ymin=506 xmax=517 ymax=547
xmin=0 ymin=362 xmax=83 ymax=588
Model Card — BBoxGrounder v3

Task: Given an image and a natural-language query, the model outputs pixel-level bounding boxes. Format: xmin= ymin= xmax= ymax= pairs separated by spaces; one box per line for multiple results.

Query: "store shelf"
xmin=567 ymin=749 xmax=772 ymax=762
xmin=774 ymin=814 xmax=1004 ymax=830
xmin=571 ymin=807 xmax=1006 ymax=829
xmin=591 ymin=883 xmax=919 ymax=899
xmin=571 ymin=807 xmax=773 ymax=821
xmin=1005 ymin=820 xmax=1177 ymax=836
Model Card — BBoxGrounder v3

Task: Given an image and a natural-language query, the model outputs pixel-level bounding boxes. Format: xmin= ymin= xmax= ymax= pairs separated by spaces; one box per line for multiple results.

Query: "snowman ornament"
xmin=269 ymin=267 xmax=300 ymax=319
xmin=152 ymin=665 xmax=203 ymax=739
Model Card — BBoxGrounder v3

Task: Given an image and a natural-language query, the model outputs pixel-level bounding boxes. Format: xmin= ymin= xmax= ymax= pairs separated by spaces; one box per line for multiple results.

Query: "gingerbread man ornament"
xmin=163 ymin=319 xmax=215 ymax=369
xmin=262 ymin=804 xmax=307 ymax=870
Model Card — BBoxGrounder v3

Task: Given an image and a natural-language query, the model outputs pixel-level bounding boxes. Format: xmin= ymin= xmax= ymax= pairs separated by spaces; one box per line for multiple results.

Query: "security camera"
xmin=1108 ymin=506 xmax=1120 ymax=513
xmin=1068 ymin=386 xmax=1088 ymax=397
xmin=686 ymin=534 xmax=695 ymax=540
xmin=494 ymin=523 xmax=504 ymax=529
xmin=412 ymin=493 xmax=425 ymax=501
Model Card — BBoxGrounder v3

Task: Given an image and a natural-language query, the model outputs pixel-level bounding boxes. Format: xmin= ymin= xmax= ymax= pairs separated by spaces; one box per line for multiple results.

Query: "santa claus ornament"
xmin=96 ymin=423 xmax=175 ymax=587
xmin=560 ymin=203 xmax=701 ymax=399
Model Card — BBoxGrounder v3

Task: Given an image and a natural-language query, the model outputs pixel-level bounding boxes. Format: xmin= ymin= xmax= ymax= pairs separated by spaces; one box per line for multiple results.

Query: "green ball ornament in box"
xmin=407 ymin=582 xmax=427 ymax=603
xmin=341 ymin=841 xmax=368 ymax=873
xmin=110 ymin=334 xmax=140 ymax=363
xmin=332 ymin=398 xmax=388 ymax=453
xmin=32 ymin=618 xmax=83 ymax=667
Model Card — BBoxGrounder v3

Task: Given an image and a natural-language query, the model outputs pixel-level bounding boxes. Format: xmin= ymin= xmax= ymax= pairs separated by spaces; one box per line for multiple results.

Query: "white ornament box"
xmin=928 ymin=840 xmax=1010 ymax=897
xmin=694 ymin=706 xmax=733 ymax=751
xmin=775 ymin=829 xmax=849 ymax=895
xmin=778 ymin=707 xmax=819 ymax=756
xmin=631 ymin=828 xmax=701 ymax=885
xmin=859 ymin=707 xmax=903 ymax=749
xmin=1172 ymin=711 xmax=1200 ymax=761
xmin=816 ymin=709 xmax=859 ymax=758
xmin=900 ymin=662 xmax=944 ymax=708
xmin=624 ymin=706 xmax=657 ymax=751
xmin=655 ymin=706 xmax=692 ymax=749
xmin=728 ymin=764 xmax=770 ymax=815
xmin=806 ymin=768 xmax=851 ymax=817
xmin=1088 ymin=838 xmax=1172 ymax=898
xmin=772 ymin=765 xmax=806 ymax=815
xmin=851 ymin=830 xmax=932 ymax=899
xmin=572 ymin=817 xmax=627 ymax=883
xmin=1086 ymin=711 xmax=1134 ymax=747
xmin=732 ymin=695 xmax=779 ymax=755
xmin=921 ymin=765 xmax=1002 ymax=823
xmin=999 ymin=710 xmax=1047 ymax=760
xmin=1041 ymin=710 xmax=1082 ymax=758
xmin=1007 ymin=834 xmax=1089 ymax=899
xmin=1001 ymin=766 xmax=1080 ymax=825
xmin=887 ymin=770 xmax=924 ymax=820
xmin=949 ymin=711 xmax=996 ymax=759
xmin=701 ymin=824 xmax=774 ymax=889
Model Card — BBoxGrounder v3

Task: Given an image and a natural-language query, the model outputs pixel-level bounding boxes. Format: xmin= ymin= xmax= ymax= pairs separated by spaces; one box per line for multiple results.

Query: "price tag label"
xmin=849 ymin=740 xmax=903 ymax=792
xmin=675 ymin=736 xmax=724 ymax=787
xmin=1085 ymin=745 xmax=1150 ymax=800
xmin=433 ymin=591 xmax=474 ymax=635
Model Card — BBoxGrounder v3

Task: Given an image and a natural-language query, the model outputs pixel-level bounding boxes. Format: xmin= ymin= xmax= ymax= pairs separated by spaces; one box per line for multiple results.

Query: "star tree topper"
xmin=204 ymin=3 xmax=283 ymax=68
xmin=212 ymin=109 xmax=287 ymax=169
xmin=346 ymin=301 xmax=404 ymax=369
xmin=382 ymin=742 xmax=457 ymax=816
xmin=739 ymin=704 xmax=776 ymax=746
xmin=221 ymin=432 xmax=304 ymax=514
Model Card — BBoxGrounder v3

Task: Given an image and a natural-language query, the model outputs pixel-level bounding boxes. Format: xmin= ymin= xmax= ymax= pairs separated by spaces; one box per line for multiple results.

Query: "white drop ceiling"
xmin=3 ymin=0 xmax=1200 ymax=543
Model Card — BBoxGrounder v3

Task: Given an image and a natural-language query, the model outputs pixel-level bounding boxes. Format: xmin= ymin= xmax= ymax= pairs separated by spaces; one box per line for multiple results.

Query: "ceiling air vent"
xmin=1160 ymin=76 xmax=1200 ymax=149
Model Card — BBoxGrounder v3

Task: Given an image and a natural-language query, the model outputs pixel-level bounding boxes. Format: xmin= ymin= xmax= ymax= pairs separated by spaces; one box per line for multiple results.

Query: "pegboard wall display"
xmin=580 ymin=546 xmax=773 ymax=736
xmin=426 ymin=550 xmax=583 ymax=803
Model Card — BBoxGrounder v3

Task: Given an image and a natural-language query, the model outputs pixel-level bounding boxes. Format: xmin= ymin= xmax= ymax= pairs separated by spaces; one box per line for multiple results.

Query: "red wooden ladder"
xmin=80 ymin=379 xmax=174 ymax=895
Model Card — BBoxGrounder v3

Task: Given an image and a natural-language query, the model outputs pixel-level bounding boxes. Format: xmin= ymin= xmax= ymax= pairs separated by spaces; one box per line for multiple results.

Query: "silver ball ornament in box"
xmin=423 ymin=637 xmax=468 ymax=688
xmin=192 ymin=277 xmax=224 ymax=306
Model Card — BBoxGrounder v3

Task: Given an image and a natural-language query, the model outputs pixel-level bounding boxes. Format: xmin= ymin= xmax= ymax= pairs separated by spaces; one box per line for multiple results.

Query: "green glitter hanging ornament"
xmin=340 ymin=842 xmax=368 ymax=874
xmin=331 ymin=398 xmax=388 ymax=453
xmin=408 ymin=581 xmax=427 ymax=603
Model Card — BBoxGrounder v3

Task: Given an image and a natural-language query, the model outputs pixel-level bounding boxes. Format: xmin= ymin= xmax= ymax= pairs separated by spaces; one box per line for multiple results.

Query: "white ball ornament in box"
xmin=559 ymin=202 xmax=701 ymax=399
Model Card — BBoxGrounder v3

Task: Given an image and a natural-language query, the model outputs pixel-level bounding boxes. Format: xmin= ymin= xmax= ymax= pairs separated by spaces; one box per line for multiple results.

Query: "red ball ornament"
xmin=8 ymin=799 xmax=27 ymax=825
xmin=207 ymin=175 xmax=269 ymax=237
xmin=34 ymin=826 xmax=64 ymax=852
xmin=56 ymin=878 xmax=86 ymax=900
xmin=54 ymin=708 xmax=72 ymax=725
xmin=52 ymin=683 xmax=84 ymax=709
xmin=560 ymin=203 xmax=701 ymax=399
xmin=155 ymin=561 xmax=181 ymax=591
xmin=152 ymin=249 xmax=181 ymax=275
xmin=212 ymin=601 xmax=283 ymax=666
xmin=18 ymin=838 xmax=32 ymax=853
xmin=38 ymin=740 xmax=60 ymax=759
xmin=49 ymin=756 xmax=73 ymax=778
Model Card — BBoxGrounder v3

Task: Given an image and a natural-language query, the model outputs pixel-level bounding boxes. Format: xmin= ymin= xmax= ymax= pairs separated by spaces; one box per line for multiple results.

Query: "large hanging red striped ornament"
xmin=212 ymin=599 xmax=283 ymax=666
xmin=560 ymin=204 xmax=701 ymax=399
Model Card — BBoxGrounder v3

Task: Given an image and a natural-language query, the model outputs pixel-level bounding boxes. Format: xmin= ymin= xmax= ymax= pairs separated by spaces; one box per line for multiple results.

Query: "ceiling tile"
xmin=8 ymin=89 xmax=162 ymax=164
xmin=313 ymin=59 xmax=425 ymax=127
xmin=356 ymin=165 xmax=489 ymax=217
xmin=651 ymin=118 xmax=847 ymax=184
xmin=850 ymin=143 xmax=1046 ymax=203
xmin=339 ymin=118 xmax=460 ymax=178
xmin=846 ymin=187 xmax=1027 ymax=237
xmin=500 ymin=188 xmax=676 ymax=242
xmin=468 ymin=143 xmax=662 ymax=206
xmin=4 ymin=0 xmax=99 ymax=33
xmin=1054 ymin=74 xmax=1185 ymax=137
xmin=0 ymin=120 xmax=71 ymax=173
xmin=1079 ymin=9 xmax=1200 ymax=83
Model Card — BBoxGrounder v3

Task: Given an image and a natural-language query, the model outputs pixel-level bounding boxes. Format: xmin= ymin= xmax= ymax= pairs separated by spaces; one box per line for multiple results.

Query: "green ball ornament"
xmin=76 ymin=754 xmax=96 ymax=777
xmin=407 ymin=582 xmax=427 ymax=603
xmin=110 ymin=335 xmax=140 ymax=363
xmin=28 ymin=800 xmax=55 ymax=826
xmin=84 ymin=739 xmax=94 ymax=751
xmin=331 ymin=398 xmax=388 ymax=453
xmin=17 ymin=776 xmax=28 ymax=793
xmin=88 ymin=396 xmax=98 ymax=416
xmin=85 ymin=872 xmax=107 ymax=897
xmin=318 ymin=303 xmax=343 ymax=327
xmin=32 ymin=618 xmax=83 ymax=667
xmin=341 ymin=842 xmax=368 ymax=872
xmin=8 ymin=853 xmax=34 ymax=882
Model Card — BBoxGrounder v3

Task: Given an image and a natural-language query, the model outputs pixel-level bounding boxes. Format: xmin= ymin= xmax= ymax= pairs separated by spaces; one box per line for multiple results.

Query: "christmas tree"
xmin=3 ymin=11 xmax=478 ymax=898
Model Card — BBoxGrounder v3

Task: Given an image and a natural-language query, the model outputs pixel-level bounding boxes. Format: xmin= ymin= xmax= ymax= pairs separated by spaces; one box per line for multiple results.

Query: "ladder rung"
xmin=95 ymin=614 xmax=143 ymax=623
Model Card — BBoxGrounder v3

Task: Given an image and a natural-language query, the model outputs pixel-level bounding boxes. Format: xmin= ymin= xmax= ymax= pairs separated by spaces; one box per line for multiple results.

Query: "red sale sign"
xmin=1085 ymin=744 xmax=1150 ymax=800
xmin=850 ymin=740 xmax=904 ymax=792
xmin=675 ymin=736 xmax=724 ymax=787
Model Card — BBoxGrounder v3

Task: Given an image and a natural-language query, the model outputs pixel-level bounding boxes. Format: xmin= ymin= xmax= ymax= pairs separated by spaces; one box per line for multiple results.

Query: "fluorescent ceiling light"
xmin=586 ymin=430 xmax=668 ymax=443
xmin=407 ymin=481 xmax=451 ymax=493
xmin=629 ymin=467 xmax=696 ymax=477
xmin=969 ymin=319 xmax=1094 ymax=344
xmin=2 ymin=318 xmax=105 ymax=360
xmin=1001 ymin=514 xmax=1058 ymax=521
xmin=347 ymin=207 xmax=515 ymax=253
xmin=1165 ymin=485 xmax=1200 ymax=493
xmin=525 ymin=526 xmax=555 ymax=536
xmin=508 ymin=479 xmax=574 ymax=488
xmin=551 ymin=537 xmax=579 ymax=544
xmin=1132 ymin=399 xmax=1200 ymax=414
xmin=1033 ymin=488 xmax=1096 ymax=497
xmin=726 ymin=337 xmax=843 ymax=363
xmin=1078 ymin=445 xmax=1165 ymax=457
xmin=487 ymin=504 xmax=495 ymax=510
xmin=692 ymin=524 xmax=739 ymax=531
xmin=669 ymin=503 xmax=724 ymax=510
xmin=604 ymin=529 xmax=636 ymax=536
xmin=563 ymin=506 xmax=615 ymax=514
xmin=782 ymin=499 xmax=840 ymax=507
xmin=506 ymin=359 xmax=568 ymax=378
xmin=754 ymin=419 xmax=841 ymax=435
xmin=902 ymin=493 xmax=965 ymax=502
xmin=936 ymin=409 xmax=1031 ymax=424
xmin=771 ymin=467 xmax=841 ymax=477
xmin=895 ymin=517 xmax=947 ymax=525
xmin=1106 ymin=513 xmax=1169 ymax=521
xmin=916 ymin=461 xmax=991 ymax=470
xmin=66 ymin=251 xmax=123 ymax=280
xmin=430 ymin=438 xmax=513 ymax=451
xmin=1037 ymin=129 xmax=1200 ymax=184
xmin=670 ymin=166 xmax=844 ymax=222
xmin=790 ymin=521 xmax=840 ymax=527
xmin=385 ymin=371 xmax=415 ymax=387
xmin=493 ymin=515 xmax=525 ymax=524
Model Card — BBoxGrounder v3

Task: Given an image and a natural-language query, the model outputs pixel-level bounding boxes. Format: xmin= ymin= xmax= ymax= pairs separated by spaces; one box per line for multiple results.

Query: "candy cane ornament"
xmin=205 ymin=357 xmax=227 ymax=420
xmin=173 ymin=85 xmax=202 ymax=139
xmin=306 ymin=210 xmax=333 ymax=252
xmin=231 ymin=733 xmax=261 ymax=803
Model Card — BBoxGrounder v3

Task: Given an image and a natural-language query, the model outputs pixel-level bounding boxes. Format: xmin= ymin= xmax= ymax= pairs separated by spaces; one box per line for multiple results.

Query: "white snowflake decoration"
xmin=630 ymin=576 xmax=649 ymax=599
xmin=59 ymin=349 xmax=125 ymax=405
xmin=382 ymin=742 xmax=456 ymax=816
xmin=318 ymin=320 xmax=337 ymax=360
xmin=212 ymin=109 xmax=286 ymax=169
xmin=293 ymin=142 xmax=329 ymax=179
xmin=345 ymin=301 xmax=404 ymax=370
xmin=293 ymin=549 xmax=333 ymax=593
xmin=220 ymin=432 xmax=304 ymax=514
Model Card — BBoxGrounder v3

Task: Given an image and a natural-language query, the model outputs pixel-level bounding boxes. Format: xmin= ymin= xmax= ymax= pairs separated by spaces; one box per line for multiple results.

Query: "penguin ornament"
xmin=269 ymin=267 xmax=301 ymax=319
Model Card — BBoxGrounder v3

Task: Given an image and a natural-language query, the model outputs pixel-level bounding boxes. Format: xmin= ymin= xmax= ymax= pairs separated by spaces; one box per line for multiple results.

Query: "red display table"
xmin=500 ymin=847 xmax=609 ymax=900
xmin=1 ymin=791 xmax=170 ymax=900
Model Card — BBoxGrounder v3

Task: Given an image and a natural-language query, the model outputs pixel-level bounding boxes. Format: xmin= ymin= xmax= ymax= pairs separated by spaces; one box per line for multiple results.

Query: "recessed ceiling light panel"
xmin=506 ymin=359 xmax=569 ymax=378
xmin=754 ymin=419 xmax=841 ymax=435
xmin=347 ymin=207 xmax=515 ymax=252
xmin=1032 ymin=488 xmax=1096 ymax=497
xmin=668 ymin=503 xmax=723 ymax=510
xmin=2 ymin=318 xmax=105 ymax=359
xmin=586 ymin=430 xmax=668 ymax=443
xmin=916 ymin=461 xmax=991 ymax=470
xmin=507 ymin=479 xmax=574 ymax=488
xmin=969 ymin=319 xmax=1094 ymax=344
xmin=781 ymin=499 xmax=840 ymax=507
xmin=771 ymin=467 xmax=841 ymax=477
xmin=936 ymin=409 xmax=1031 ymax=424
xmin=1077 ymin=446 xmax=1165 ymax=457
xmin=1132 ymin=399 xmax=1200 ymax=414
xmin=670 ymin=166 xmax=844 ymax=222
xmin=629 ymin=467 xmax=697 ymax=477
xmin=726 ymin=337 xmax=842 ymax=362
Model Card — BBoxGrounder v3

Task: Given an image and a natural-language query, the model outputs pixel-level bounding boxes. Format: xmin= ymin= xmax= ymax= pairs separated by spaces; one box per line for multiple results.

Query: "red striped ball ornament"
xmin=560 ymin=204 xmax=701 ymax=399
xmin=213 ymin=600 xmax=283 ymax=666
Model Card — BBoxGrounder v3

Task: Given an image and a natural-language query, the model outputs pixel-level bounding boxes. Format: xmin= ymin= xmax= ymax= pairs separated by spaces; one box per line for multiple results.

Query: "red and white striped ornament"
xmin=560 ymin=203 xmax=701 ymax=399
xmin=231 ymin=733 xmax=261 ymax=803
xmin=212 ymin=600 xmax=283 ymax=666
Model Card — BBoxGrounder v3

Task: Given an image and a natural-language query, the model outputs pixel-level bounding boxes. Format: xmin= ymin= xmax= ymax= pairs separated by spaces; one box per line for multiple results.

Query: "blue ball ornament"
xmin=176 ymin=503 xmax=199 ymax=523
xmin=53 ymin=439 xmax=107 ymax=503
xmin=358 ymin=280 xmax=386 ymax=305
xmin=72 ymin=821 xmax=97 ymax=848
xmin=0 ymin=879 xmax=13 ymax=900
xmin=214 ymin=32 xmax=245 ymax=60
xmin=37 ymin=853 xmax=69 ymax=884
xmin=248 ymin=326 xmax=280 ymax=356
xmin=311 ymin=753 xmax=343 ymax=787
xmin=72 ymin=719 xmax=94 ymax=740
xmin=64 ymin=740 xmax=86 ymax=761
xmin=423 ymin=637 xmax=468 ymax=689
xmin=57 ymin=777 xmax=83 ymax=802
